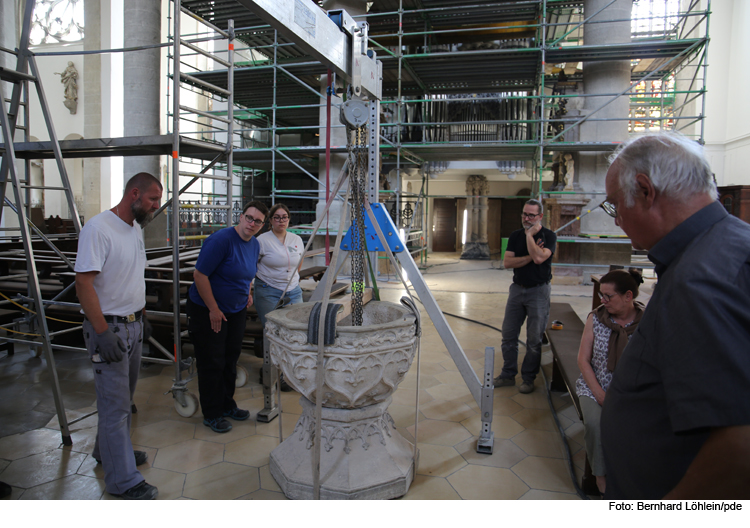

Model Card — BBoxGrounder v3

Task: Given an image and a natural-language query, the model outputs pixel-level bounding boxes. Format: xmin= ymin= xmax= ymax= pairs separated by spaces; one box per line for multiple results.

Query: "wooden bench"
xmin=546 ymin=301 xmax=598 ymax=495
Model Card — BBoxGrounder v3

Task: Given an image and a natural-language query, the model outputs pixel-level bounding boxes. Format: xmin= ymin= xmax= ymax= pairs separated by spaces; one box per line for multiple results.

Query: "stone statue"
xmin=563 ymin=153 xmax=575 ymax=191
xmin=55 ymin=61 xmax=78 ymax=114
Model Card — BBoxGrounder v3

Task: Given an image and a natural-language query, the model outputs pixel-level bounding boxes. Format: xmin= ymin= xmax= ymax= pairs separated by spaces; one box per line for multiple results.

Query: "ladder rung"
xmin=3 ymin=99 xmax=27 ymax=107
xmin=0 ymin=67 xmax=36 ymax=83
xmin=21 ymin=186 xmax=67 ymax=190
xmin=180 ymin=72 xmax=230 ymax=97
xmin=179 ymin=39 xmax=231 ymax=68
xmin=179 ymin=104 xmax=231 ymax=124
xmin=178 ymin=171 xmax=231 ymax=181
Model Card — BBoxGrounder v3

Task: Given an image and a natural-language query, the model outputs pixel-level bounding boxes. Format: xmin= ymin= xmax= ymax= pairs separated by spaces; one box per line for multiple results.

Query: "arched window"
xmin=30 ymin=0 xmax=84 ymax=46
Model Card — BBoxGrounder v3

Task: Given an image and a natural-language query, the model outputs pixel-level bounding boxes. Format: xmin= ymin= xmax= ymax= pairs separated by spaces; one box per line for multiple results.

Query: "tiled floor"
xmin=0 ymin=254 xmax=595 ymax=500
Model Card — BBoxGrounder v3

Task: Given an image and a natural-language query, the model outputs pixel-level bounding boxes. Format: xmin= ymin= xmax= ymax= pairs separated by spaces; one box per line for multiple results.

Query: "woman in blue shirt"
xmin=187 ymin=201 xmax=268 ymax=433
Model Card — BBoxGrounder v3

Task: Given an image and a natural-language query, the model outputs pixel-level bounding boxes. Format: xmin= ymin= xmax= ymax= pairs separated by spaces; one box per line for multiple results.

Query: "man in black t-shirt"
xmin=494 ymin=199 xmax=556 ymax=394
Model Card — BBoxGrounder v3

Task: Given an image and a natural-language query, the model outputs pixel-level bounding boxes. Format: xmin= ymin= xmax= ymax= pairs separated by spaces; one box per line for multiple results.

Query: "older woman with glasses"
xmin=187 ymin=201 xmax=268 ymax=433
xmin=576 ymin=268 xmax=645 ymax=494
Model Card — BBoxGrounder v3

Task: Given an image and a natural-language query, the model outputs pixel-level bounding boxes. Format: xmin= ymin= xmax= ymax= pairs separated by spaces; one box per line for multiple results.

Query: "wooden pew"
xmin=546 ymin=301 xmax=598 ymax=495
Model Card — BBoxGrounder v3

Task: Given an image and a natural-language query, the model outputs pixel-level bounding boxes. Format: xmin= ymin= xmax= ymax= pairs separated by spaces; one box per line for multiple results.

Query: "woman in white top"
xmin=253 ymin=203 xmax=304 ymax=325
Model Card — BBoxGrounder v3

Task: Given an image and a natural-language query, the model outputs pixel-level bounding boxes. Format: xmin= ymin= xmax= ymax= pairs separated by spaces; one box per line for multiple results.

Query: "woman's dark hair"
xmin=268 ymin=203 xmax=290 ymax=219
xmin=600 ymin=268 xmax=643 ymax=299
xmin=242 ymin=200 xmax=269 ymax=218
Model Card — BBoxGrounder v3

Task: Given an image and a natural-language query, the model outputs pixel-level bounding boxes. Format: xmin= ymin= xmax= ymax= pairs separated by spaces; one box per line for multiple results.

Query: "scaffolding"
xmin=178 ymin=0 xmax=709 ymax=261
xmin=0 ymin=0 xmax=711 ymax=440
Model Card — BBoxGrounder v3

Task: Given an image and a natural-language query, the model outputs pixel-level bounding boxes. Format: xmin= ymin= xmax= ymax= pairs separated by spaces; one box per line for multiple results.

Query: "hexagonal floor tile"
xmin=183 ymin=462 xmax=259 ymax=500
xmin=447 ymin=464 xmax=529 ymax=500
xmin=400 ymin=474 xmax=460 ymax=500
xmin=407 ymin=419 xmax=472 ymax=447
xmin=512 ymin=456 xmax=577 ymax=493
xmin=455 ymin=436 xmax=527 ymax=468
xmin=415 ymin=443 xmax=467 ymax=478
xmin=419 ymin=399 xmax=476 ymax=423
xmin=131 ymin=420 xmax=196 ymax=449
xmin=460 ymin=414 xmax=525 ymax=439
xmin=0 ymin=449 xmax=86 ymax=488
xmin=153 ymin=439 xmax=224 ymax=473
xmin=224 ymin=434 xmax=281 ymax=467
xmin=20 ymin=473 xmax=105 ymax=500
xmin=0 ymin=429 xmax=64 ymax=460
xmin=511 ymin=429 xmax=565 ymax=458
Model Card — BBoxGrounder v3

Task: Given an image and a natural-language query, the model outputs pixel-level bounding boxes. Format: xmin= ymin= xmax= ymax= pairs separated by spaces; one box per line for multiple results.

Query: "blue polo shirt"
xmin=188 ymin=227 xmax=260 ymax=314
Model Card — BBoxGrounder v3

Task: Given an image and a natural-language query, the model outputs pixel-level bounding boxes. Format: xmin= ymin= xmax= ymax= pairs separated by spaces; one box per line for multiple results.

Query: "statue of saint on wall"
xmin=55 ymin=61 xmax=78 ymax=114
xmin=563 ymin=153 xmax=575 ymax=191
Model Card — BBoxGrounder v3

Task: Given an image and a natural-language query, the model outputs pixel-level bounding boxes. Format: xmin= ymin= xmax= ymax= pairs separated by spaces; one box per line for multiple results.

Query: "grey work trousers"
xmin=580 ymin=395 xmax=606 ymax=476
xmin=499 ymin=282 xmax=551 ymax=383
xmin=83 ymin=318 xmax=144 ymax=495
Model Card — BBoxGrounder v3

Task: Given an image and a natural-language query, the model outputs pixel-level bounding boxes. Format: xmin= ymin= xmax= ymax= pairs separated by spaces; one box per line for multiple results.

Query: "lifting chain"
xmin=346 ymin=119 xmax=368 ymax=326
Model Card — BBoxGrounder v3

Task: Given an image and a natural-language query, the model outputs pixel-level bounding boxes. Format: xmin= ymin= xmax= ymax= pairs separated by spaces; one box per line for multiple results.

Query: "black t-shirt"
xmin=507 ymin=226 xmax=556 ymax=287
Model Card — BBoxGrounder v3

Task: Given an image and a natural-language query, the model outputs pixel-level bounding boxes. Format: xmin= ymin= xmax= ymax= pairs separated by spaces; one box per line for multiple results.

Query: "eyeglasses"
xmin=600 ymin=201 xmax=617 ymax=218
xmin=243 ymin=214 xmax=265 ymax=226
xmin=598 ymin=291 xmax=618 ymax=303
xmin=272 ymin=215 xmax=289 ymax=222
xmin=521 ymin=212 xmax=540 ymax=219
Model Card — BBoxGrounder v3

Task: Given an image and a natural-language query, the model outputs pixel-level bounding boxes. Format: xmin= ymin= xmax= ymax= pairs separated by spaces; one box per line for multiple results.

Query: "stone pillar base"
xmin=460 ymin=241 xmax=490 ymax=260
xmin=270 ymin=396 xmax=416 ymax=500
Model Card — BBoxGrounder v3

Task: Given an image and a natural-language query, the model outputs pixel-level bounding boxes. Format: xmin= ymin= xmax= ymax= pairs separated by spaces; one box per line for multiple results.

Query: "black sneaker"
xmin=223 ymin=408 xmax=251 ymax=421
xmin=203 ymin=417 xmax=233 ymax=433
xmin=493 ymin=376 xmax=515 ymax=388
xmin=112 ymin=481 xmax=158 ymax=500
xmin=95 ymin=450 xmax=148 ymax=466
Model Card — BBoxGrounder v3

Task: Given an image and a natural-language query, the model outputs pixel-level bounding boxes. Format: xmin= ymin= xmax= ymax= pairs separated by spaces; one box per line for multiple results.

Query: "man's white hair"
xmin=608 ymin=132 xmax=717 ymax=207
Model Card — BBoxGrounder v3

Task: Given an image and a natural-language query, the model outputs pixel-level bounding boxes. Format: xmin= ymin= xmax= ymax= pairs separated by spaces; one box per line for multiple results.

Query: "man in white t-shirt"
xmin=74 ymin=172 xmax=162 ymax=500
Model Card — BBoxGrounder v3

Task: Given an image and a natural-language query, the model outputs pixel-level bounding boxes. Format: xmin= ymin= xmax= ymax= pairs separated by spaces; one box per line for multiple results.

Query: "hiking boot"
xmin=223 ymin=407 xmax=251 ymax=421
xmin=493 ymin=376 xmax=515 ymax=388
xmin=519 ymin=381 xmax=535 ymax=394
xmin=95 ymin=450 xmax=148 ymax=466
xmin=203 ymin=417 xmax=233 ymax=433
xmin=112 ymin=481 xmax=158 ymax=500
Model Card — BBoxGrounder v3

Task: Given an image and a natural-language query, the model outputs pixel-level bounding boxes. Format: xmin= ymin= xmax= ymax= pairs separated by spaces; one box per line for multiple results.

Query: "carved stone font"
xmin=266 ymin=301 xmax=418 ymax=499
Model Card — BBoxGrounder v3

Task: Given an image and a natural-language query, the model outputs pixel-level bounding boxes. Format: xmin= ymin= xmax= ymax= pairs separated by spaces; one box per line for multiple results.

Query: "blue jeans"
xmin=253 ymin=279 xmax=303 ymax=326
xmin=499 ymin=282 xmax=551 ymax=383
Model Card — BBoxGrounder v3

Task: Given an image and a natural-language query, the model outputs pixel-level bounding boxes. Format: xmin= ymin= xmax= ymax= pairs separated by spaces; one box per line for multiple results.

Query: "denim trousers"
xmin=252 ymin=279 xmax=303 ymax=326
xmin=83 ymin=317 xmax=145 ymax=494
xmin=186 ymin=298 xmax=247 ymax=420
xmin=499 ymin=282 xmax=551 ymax=383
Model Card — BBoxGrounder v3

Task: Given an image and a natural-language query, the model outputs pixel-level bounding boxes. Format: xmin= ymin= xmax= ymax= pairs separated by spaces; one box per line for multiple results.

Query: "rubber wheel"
xmin=174 ymin=392 xmax=199 ymax=418
xmin=235 ymin=365 xmax=248 ymax=388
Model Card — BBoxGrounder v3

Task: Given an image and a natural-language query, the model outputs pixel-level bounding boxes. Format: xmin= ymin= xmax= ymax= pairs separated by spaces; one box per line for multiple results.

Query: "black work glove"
xmin=142 ymin=316 xmax=153 ymax=342
xmin=95 ymin=328 xmax=126 ymax=363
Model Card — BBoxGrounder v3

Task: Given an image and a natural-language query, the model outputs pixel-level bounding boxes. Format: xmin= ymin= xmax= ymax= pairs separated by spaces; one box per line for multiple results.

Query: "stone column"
xmin=83 ymin=0 xmax=103 ymax=224
xmin=124 ymin=0 xmax=166 ymax=247
xmin=578 ymin=0 xmax=632 ymax=235
xmin=460 ymin=174 xmax=490 ymax=260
